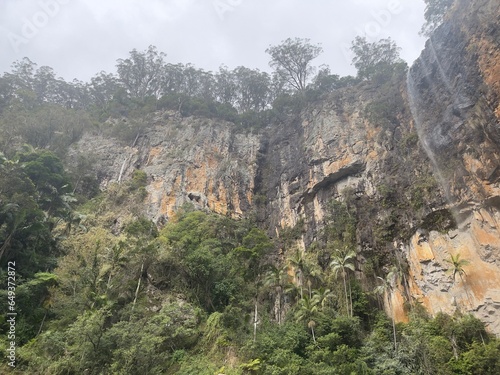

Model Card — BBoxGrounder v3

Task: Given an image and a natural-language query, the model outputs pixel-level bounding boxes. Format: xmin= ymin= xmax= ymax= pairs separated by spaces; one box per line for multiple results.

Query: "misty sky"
xmin=0 ymin=0 xmax=427 ymax=82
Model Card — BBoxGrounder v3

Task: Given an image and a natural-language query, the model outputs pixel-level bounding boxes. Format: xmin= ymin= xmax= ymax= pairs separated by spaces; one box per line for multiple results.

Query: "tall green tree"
xmin=266 ymin=38 xmax=322 ymax=91
xmin=295 ymin=294 xmax=320 ymax=343
xmin=350 ymin=37 xmax=404 ymax=81
xmin=116 ymin=45 xmax=166 ymax=100
xmin=263 ymin=264 xmax=291 ymax=325
xmin=330 ymin=248 xmax=356 ymax=317
xmin=287 ymin=248 xmax=308 ymax=300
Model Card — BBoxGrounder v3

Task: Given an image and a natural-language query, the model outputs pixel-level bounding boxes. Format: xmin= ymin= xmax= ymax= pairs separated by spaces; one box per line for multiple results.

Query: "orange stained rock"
xmin=366 ymin=150 xmax=379 ymax=161
xmin=156 ymin=175 xmax=181 ymax=219
xmin=246 ymin=190 xmax=253 ymax=205
xmin=210 ymin=182 xmax=228 ymax=216
xmin=404 ymin=214 xmax=500 ymax=329
xmin=324 ymin=155 xmax=353 ymax=176
xmin=471 ymin=218 xmax=500 ymax=249
xmin=391 ymin=288 xmax=409 ymax=323
xmin=146 ymin=146 xmax=162 ymax=165
xmin=411 ymin=235 xmax=435 ymax=263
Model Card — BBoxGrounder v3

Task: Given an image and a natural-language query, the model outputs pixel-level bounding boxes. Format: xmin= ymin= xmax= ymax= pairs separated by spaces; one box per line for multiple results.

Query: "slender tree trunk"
xmin=298 ymin=272 xmax=303 ymax=300
xmin=132 ymin=132 xmax=140 ymax=147
xmin=72 ymin=176 xmax=81 ymax=194
xmin=118 ymin=156 xmax=129 ymax=184
xmin=277 ymin=287 xmax=282 ymax=325
xmin=131 ymin=261 xmax=144 ymax=314
xmin=0 ymin=231 xmax=14 ymax=262
xmin=450 ymin=335 xmax=459 ymax=359
xmin=390 ymin=300 xmax=397 ymax=351
xmin=106 ymin=271 xmax=113 ymax=293
xmin=348 ymin=278 xmax=353 ymax=317
xmin=459 ymin=274 xmax=473 ymax=306
xmin=37 ymin=309 xmax=48 ymax=336
xmin=311 ymin=325 xmax=316 ymax=344
xmin=253 ymin=300 xmax=258 ymax=343
xmin=342 ymin=273 xmax=349 ymax=316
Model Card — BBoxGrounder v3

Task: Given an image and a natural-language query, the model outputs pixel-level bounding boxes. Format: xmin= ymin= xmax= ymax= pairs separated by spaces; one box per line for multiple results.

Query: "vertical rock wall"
xmin=67 ymin=0 xmax=500 ymax=334
xmin=403 ymin=0 xmax=500 ymax=333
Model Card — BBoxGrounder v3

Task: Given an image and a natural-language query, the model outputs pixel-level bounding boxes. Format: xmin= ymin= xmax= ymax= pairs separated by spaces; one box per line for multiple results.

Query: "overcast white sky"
xmin=0 ymin=0 xmax=427 ymax=82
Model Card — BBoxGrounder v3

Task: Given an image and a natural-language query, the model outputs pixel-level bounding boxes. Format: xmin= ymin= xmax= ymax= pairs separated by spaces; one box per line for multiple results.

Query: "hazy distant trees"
xmin=266 ymin=38 xmax=323 ymax=91
xmin=420 ymin=0 xmax=454 ymax=37
xmin=116 ymin=45 xmax=166 ymax=100
xmin=0 ymin=40 xmax=357 ymax=137
xmin=350 ymin=36 xmax=405 ymax=81
xmin=218 ymin=66 xmax=271 ymax=112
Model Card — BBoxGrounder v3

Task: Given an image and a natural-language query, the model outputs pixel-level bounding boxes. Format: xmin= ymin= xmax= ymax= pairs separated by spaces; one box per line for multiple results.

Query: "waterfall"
xmin=406 ymin=63 xmax=454 ymax=204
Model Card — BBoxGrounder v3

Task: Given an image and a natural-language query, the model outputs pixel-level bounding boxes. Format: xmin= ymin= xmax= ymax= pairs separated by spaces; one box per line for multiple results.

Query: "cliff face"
xmin=69 ymin=113 xmax=259 ymax=221
xmin=402 ymin=0 xmax=500 ymax=331
xmin=68 ymin=0 xmax=500 ymax=333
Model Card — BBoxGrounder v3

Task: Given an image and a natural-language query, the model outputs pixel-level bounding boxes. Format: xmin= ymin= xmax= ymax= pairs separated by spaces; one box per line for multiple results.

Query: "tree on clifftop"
xmin=350 ymin=36 xmax=404 ymax=81
xmin=266 ymin=38 xmax=322 ymax=92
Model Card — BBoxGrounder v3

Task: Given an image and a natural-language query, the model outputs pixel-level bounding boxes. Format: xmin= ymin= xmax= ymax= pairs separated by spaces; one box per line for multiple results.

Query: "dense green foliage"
xmin=2 ymin=176 xmax=499 ymax=373
xmin=1 ymin=24 xmax=500 ymax=373
xmin=350 ymin=36 xmax=406 ymax=82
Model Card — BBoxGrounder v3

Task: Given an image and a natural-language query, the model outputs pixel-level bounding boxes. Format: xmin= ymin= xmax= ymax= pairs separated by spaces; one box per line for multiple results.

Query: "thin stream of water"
xmin=406 ymin=65 xmax=453 ymax=204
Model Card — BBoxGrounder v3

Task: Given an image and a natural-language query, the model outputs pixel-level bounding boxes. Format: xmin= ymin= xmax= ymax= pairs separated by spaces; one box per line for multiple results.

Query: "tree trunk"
xmin=37 ymin=309 xmax=48 ymax=336
xmin=131 ymin=261 xmax=144 ymax=314
xmin=253 ymin=300 xmax=258 ymax=343
xmin=277 ymin=287 xmax=282 ymax=325
xmin=342 ymin=273 xmax=349 ymax=316
xmin=311 ymin=325 xmax=316 ymax=344
xmin=348 ymin=278 xmax=353 ymax=317
xmin=391 ymin=303 xmax=397 ymax=351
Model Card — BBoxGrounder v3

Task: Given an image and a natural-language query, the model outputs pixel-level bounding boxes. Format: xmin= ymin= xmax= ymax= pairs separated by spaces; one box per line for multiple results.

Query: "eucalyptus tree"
xmin=266 ymin=38 xmax=322 ymax=91
xmin=232 ymin=66 xmax=271 ymax=112
xmin=350 ymin=37 xmax=404 ymax=81
xmin=116 ymin=45 xmax=166 ymax=100
xmin=89 ymin=71 xmax=122 ymax=109
xmin=214 ymin=65 xmax=237 ymax=107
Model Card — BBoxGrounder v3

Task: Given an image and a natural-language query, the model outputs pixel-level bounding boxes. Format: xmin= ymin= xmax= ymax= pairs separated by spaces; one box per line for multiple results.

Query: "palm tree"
xmin=445 ymin=253 xmax=469 ymax=284
xmin=445 ymin=253 xmax=471 ymax=304
xmin=313 ymin=287 xmax=335 ymax=310
xmin=303 ymin=259 xmax=323 ymax=299
xmin=287 ymin=248 xmax=307 ymax=300
xmin=263 ymin=264 xmax=291 ymax=325
xmin=330 ymin=248 xmax=356 ymax=316
xmin=295 ymin=294 xmax=320 ymax=343
xmin=374 ymin=272 xmax=398 ymax=351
